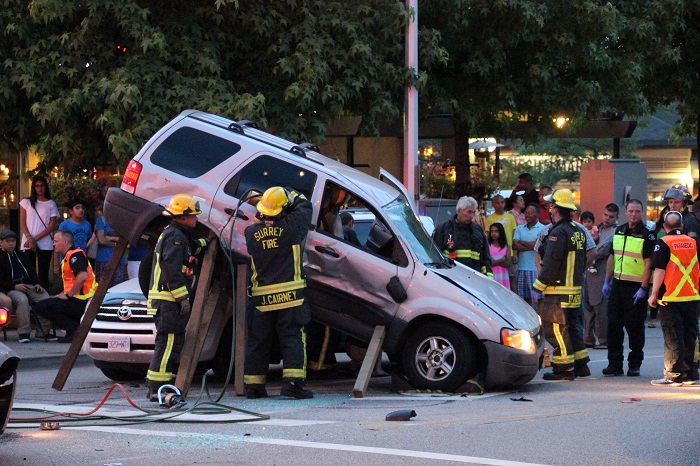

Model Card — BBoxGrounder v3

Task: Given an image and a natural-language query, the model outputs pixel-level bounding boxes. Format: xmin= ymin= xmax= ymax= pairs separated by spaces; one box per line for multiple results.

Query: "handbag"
xmin=86 ymin=233 xmax=99 ymax=259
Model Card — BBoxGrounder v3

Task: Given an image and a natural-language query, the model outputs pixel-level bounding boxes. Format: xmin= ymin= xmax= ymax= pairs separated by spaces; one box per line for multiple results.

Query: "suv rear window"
xmin=224 ymin=155 xmax=317 ymax=200
xmin=151 ymin=127 xmax=241 ymax=178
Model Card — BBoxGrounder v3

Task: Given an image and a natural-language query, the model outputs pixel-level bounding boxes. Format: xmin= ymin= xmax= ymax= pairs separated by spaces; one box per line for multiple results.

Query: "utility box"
xmin=418 ymin=198 xmax=457 ymax=227
xmin=580 ymin=159 xmax=648 ymax=224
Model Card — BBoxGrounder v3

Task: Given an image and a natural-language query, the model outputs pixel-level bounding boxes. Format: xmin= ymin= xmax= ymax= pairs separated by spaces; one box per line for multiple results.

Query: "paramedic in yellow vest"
xmin=533 ymin=189 xmax=590 ymax=380
xmin=601 ymin=199 xmax=656 ymax=377
xmin=647 ymin=210 xmax=700 ymax=386
xmin=146 ymin=194 xmax=207 ymax=402
xmin=34 ymin=230 xmax=97 ymax=343
xmin=244 ymin=186 xmax=314 ymax=400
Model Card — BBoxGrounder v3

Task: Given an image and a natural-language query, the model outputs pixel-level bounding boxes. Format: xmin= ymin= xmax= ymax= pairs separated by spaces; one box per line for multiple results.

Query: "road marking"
xmin=66 ymin=426 xmax=551 ymax=465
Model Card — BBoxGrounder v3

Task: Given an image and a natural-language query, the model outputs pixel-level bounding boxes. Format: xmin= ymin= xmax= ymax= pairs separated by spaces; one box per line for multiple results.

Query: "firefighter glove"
xmin=633 ymin=287 xmax=648 ymax=305
xmin=602 ymin=278 xmax=612 ymax=299
xmin=178 ymin=299 xmax=191 ymax=318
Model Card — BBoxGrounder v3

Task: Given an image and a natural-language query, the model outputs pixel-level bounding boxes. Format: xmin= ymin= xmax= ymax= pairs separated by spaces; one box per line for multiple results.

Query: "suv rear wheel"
xmin=401 ymin=323 xmax=477 ymax=392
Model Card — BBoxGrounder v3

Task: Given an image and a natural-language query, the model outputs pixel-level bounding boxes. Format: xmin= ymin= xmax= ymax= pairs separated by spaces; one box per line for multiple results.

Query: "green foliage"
xmin=1 ymin=0 xmax=427 ymax=171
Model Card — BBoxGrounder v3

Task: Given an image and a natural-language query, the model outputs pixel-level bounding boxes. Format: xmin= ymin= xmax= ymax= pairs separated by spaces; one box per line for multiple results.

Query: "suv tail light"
xmin=0 ymin=307 xmax=8 ymax=327
xmin=121 ymin=160 xmax=143 ymax=194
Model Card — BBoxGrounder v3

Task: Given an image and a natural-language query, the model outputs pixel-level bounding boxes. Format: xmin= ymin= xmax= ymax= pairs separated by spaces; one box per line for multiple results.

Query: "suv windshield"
xmin=383 ymin=197 xmax=447 ymax=266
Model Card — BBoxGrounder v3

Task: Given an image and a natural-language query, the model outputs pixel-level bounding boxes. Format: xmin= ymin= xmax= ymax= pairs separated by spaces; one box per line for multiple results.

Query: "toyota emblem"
xmin=117 ymin=306 xmax=133 ymax=321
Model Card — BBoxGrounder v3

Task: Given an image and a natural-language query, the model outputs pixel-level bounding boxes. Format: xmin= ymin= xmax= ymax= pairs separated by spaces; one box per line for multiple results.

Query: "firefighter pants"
xmin=244 ymin=303 xmax=308 ymax=387
xmin=539 ymin=294 xmax=590 ymax=372
xmin=607 ymin=279 xmax=646 ymax=369
xmin=658 ymin=302 xmax=699 ymax=381
xmin=147 ymin=301 xmax=187 ymax=390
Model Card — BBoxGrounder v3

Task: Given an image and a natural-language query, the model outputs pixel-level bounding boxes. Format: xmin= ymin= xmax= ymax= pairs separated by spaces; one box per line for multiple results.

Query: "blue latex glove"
xmin=602 ymin=278 xmax=612 ymax=299
xmin=633 ymin=287 xmax=648 ymax=305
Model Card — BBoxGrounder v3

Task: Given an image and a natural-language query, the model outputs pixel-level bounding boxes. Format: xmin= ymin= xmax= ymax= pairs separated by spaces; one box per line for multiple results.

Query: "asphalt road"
xmin=1 ymin=326 xmax=699 ymax=466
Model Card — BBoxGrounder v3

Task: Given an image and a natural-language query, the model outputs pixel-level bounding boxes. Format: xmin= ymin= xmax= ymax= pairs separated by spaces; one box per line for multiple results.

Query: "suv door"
xmin=304 ymin=180 xmax=414 ymax=342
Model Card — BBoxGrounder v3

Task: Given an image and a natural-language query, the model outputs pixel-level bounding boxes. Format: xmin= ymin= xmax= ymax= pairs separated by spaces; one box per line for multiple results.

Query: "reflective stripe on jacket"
xmin=613 ymin=233 xmax=646 ymax=282
xmin=147 ymin=223 xmax=201 ymax=315
xmin=533 ymin=220 xmax=586 ymax=306
xmin=62 ymin=249 xmax=97 ymax=300
xmin=245 ymin=194 xmax=312 ymax=312
xmin=660 ymin=234 xmax=700 ymax=302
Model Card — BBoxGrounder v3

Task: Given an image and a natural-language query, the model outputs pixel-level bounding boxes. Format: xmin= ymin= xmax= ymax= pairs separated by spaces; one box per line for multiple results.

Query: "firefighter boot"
xmin=245 ymin=384 xmax=268 ymax=399
xmin=280 ymin=380 xmax=314 ymax=399
xmin=146 ymin=385 xmax=160 ymax=403
xmin=574 ymin=364 xmax=591 ymax=377
xmin=542 ymin=370 xmax=575 ymax=381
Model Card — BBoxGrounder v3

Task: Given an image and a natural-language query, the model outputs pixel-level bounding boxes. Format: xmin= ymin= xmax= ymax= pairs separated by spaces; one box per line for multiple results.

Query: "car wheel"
xmin=94 ymin=360 xmax=148 ymax=381
xmin=209 ymin=320 xmax=233 ymax=380
xmin=401 ymin=323 xmax=476 ymax=392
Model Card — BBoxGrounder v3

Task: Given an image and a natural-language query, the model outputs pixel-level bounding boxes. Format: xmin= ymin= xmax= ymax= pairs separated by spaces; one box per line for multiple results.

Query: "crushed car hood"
xmin=431 ymin=264 xmax=540 ymax=331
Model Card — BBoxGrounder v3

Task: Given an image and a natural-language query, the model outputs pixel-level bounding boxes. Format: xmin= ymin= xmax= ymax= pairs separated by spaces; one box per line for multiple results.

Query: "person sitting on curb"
xmin=0 ymin=229 xmax=52 ymax=342
xmin=34 ymin=230 xmax=97 ymax=343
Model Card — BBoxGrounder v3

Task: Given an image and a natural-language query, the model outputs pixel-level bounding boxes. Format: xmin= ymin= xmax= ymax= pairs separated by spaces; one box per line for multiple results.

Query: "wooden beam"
xmin=352 ymin=325 xmax=385 ymax=398
xmin=53 ymin=238 xmax=128 ymax=390
xmin=174 ymin=238 xmax=218 ymax=395
xmin=234 ymin=264 xmax=249 ymax=396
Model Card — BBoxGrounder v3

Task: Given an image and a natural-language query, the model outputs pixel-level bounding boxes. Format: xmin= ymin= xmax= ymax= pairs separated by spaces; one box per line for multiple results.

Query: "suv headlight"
xmin=501 ymin=328 xmax=532 ymax=351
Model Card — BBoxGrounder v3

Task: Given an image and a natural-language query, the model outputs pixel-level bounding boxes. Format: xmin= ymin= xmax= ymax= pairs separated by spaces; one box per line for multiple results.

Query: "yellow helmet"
xmin=163 ymin=194 xmax=202 ymax=217
xmin=544 ymin=188 xmax=577 ymax=210
xmin=257 ymin=187 xmax=288 ymax=217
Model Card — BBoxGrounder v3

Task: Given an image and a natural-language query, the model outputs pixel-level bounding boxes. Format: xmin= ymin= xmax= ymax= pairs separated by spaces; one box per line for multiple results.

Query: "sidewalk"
xmin=1 ymin=328 xmax=90 ymax=367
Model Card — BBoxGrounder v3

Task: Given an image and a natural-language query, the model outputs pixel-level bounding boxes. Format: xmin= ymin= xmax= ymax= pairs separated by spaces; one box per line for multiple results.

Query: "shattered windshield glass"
xmin=383 ymin=197 xmax=447 ymax=266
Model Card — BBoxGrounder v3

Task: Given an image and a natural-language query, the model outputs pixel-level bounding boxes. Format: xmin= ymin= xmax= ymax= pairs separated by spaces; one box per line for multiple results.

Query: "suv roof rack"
xmin=192 ymin=115 xmax=323 ymax=165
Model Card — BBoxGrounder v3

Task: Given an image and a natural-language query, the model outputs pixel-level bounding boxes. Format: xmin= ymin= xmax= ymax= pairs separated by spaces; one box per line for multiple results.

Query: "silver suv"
xmin=102 ymin=110 xmax=543 ymax=391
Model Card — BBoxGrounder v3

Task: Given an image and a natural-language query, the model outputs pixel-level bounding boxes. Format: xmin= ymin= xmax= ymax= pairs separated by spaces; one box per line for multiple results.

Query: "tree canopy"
xmin=0 ymin=0 xmax=691 ymax=183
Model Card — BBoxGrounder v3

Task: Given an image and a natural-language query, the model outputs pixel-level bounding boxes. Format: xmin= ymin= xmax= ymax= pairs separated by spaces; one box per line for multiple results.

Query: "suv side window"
xmin=224 ymin=155 xmax=316 ymax=200
xmin=318 ymin=182 xmax=408 ymax=266
xmin=151 ymin=127 xmax=241 ymax=178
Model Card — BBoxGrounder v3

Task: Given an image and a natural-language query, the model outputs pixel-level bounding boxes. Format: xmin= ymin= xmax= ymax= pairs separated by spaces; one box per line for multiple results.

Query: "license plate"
xmin=107 ymin=336 xmax=130 ymax=353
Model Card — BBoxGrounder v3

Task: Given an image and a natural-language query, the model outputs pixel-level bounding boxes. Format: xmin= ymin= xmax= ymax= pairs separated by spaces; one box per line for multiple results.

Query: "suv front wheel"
xmin=401 ymin=323 xmax=477 ymax=392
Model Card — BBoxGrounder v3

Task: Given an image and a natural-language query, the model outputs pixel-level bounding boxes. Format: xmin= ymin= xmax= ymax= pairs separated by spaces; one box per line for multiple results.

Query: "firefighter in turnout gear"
xmin=533 ymin=189 xmax=590 ymax=380
xmin=648 ymin=210 xmax=700 ymax=386
xmin=146 ymin=194 xmax=208 ymax=402
xmin=601 ymin=199 xmax=656 ymax=377
xmin=244 ymin=186 xmax=314 ymax=399
xmin=433 ymin=196 xmax=493 ymax=277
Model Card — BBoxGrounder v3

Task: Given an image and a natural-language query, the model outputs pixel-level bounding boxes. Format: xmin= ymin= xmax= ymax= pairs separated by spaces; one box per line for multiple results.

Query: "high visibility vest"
xmin=62 ymin=249 xmax=97 ymax=300
xmin=660 ymin=235 xmax=700 ymax=302
xmin=612 ymin=232 xmax=645 ymax=282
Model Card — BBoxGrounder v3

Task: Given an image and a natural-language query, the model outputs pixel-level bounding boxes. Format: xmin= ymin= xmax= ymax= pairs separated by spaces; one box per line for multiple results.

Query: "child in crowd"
xmin=488 ymin=222 xmax=510 ymax=288
xmin=580 ymin=211 xmax=599 ymax=243
xmin=55 ymin=200 xmax=92 ymax=276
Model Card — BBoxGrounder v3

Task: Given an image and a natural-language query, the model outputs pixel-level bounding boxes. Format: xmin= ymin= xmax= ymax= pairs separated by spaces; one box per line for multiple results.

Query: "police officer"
xmin=648 ymin=210 xmax=700 ymax=386
xmin=433 ymin=196 xmax=492 ymax=277
xmin=533 ymin=189 xmax=590 ymax=380
xmin=602 ymin=199 xmax=656 ymax=376
xmin=146 ymin=194 xmax=207 ymax=401
xmin=244 ymin=186 xmax=313 ymax=399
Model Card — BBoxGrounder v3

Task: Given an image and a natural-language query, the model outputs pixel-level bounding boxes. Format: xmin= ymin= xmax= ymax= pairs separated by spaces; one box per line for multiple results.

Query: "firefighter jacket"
xmin=533 ymin=219 xmax=586 ymax=306
xmin=245 ymin=193 xmax=312 ymax=312
xmin=147 ymin=222 xmax=206 ymax=315
xmin=611 ymin=222 xmax=656 ymax=282
xmin=62 ymin=248 xmax=97 ymax=300
xmin=433 ymin=216 xmax=493 ymax=276
xmin=650 ymin=230 xmax=700 ymax=303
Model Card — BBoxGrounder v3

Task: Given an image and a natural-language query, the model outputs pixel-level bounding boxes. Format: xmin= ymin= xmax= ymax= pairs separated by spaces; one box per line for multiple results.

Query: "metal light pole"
xmin=403 ymin=0 xmax=418 ymax=201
